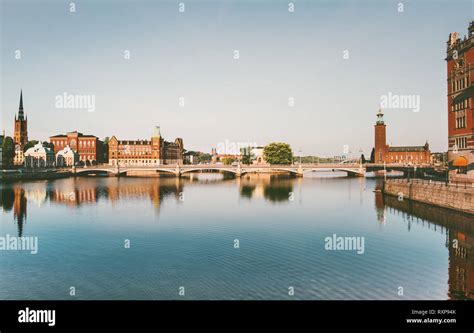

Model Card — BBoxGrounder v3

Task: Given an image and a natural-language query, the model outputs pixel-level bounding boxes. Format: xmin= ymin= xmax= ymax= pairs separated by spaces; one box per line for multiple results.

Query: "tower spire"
xmin=18 ymin=89 xmax=24 ymax=120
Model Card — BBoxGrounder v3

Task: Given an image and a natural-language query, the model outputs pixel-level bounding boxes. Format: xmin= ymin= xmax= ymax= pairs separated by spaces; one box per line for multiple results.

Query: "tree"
xmin=221 ymin=157 xmax=235 ymax=165
xmin=263 ymin=142 xmax=293 ymax=165
xmin=197 ymin=153 xmax=212 ymax=164
xmin=23 ymin=140 xmax=39 ymax=152
xmin=42 ymin=141 xmax=54 ymax=150
xmin=2 ymin=137 xmax=15 ymax=168
xmin=240 ymin=146 xmax=254 ymax=165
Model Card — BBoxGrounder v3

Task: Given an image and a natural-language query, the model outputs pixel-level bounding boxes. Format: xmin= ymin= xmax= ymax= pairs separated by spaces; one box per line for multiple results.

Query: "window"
xmin=455 ymin=137 xmax=468 ymax=149
xmin=456 ymin=112 xmax=466 ymax=129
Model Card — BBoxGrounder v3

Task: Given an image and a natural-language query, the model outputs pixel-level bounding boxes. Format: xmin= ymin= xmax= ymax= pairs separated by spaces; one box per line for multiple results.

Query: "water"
xmin=0 ymin=172 xmax=472 ymax=300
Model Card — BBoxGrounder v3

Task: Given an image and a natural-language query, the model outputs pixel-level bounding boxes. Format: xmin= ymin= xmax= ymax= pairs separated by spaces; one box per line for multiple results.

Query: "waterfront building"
xmin=50 ymin=131 xmax=104 ymax=165
xmin=14 ymin=90 xmax=28 ymax=147
xmin=373 ymin=109 xmax=431 ymax=164
xmin=56 ymin=145 xmax=79 ymax=167
xmin=13 ymin=146 xmax=24 ymax=166
xmin=446 ymin=21 xmax=474 ymax=181
xmin=24 ymin=143 xmax=55 ymax=168
xmin=251 ymin=146 xmax=266 ymax=165
xmin=108 ymin=126 xmax=184 ymax=166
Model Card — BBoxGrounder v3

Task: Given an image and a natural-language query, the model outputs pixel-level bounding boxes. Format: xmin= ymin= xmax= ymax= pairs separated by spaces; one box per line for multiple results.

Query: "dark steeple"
xmin=18 ymin=90 xmax=24 ymax=120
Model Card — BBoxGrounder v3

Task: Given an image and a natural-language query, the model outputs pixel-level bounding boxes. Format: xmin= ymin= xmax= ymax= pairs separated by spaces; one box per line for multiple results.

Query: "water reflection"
xmin=238 ymin=174 xmax=294 ymax=202
xmin=0 ymin=174 xmax=473 ymax=300
xmin=378 ymin=191 xmax=474 ymax=300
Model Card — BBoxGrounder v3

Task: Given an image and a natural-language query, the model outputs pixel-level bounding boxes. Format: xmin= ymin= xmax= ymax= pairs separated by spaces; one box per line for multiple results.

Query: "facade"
xmin=50 ymin=131 xmax=103 ymax=165
xmin=251 ymin=146 xmax=266 ymax=165
xmin=13 ymin=145 xmax=24 ymax=166
xmin=108 ymin=126 xmax=184 ymax=166
xmin=14 ymin=90 xmax=28 ymax=147
xmin=446 ymin=21 xmax=474 ymax=181
xmin=56 ymin=145 xmax=79 ymax=167
xmin=374 ymin=109 xmax=431 ymax=164
xmin=24 ymin=143 xmax=55 ymax=168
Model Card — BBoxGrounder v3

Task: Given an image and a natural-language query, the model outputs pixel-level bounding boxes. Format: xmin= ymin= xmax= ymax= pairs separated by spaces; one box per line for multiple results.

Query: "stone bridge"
xmin=72 ymin=163 xmax=366 ymax=177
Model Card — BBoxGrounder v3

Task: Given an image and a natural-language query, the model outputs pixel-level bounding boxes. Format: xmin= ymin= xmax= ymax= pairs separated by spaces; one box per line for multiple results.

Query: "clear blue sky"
xmin=1 ymin=0 xmax=473 ymax=156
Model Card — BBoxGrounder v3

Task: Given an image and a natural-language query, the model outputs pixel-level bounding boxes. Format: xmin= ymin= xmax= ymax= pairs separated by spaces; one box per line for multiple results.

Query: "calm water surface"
xmin=0 ymin=172 xmax=472 ymax=300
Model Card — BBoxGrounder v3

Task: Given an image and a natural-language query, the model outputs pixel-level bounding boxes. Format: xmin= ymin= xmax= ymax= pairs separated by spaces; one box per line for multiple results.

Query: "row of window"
xmin=451 ymin=98 xmax=469 ymax=111
xmin=455 ymin=113 xmax=467 ymax=129
xmin=454 ymin=137 xmax=468 ymax=149
xmin=389 ymin=155 xmax=426 ymax=162
xmin=451 ymin=77 xmax=469 ymax=92
xmin=52 ymin=140 xmax=95 ymax=148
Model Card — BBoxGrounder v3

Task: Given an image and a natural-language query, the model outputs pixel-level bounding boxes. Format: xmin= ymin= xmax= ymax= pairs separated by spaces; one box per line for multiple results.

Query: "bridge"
xmin=72 ymin=163 xmax=367 ymax=177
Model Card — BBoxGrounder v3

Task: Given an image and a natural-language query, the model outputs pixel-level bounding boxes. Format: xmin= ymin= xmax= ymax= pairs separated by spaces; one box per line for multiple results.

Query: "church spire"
xmin=18 ymin=90 xmax=24 ymax=120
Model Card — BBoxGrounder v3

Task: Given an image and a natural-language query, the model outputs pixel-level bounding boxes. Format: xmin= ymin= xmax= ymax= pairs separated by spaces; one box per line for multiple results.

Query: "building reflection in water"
xmin=0 ymin=186 xmax=27 ymax=237
xmin=377 ymin=191 xmax=474 ymax=300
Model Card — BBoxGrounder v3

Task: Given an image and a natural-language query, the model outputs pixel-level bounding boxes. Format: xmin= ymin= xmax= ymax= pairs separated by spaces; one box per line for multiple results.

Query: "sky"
xmin=1 ymin=0 xmax=473 ymax=157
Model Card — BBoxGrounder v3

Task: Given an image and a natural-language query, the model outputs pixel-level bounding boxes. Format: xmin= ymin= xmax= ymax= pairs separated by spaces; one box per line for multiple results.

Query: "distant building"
xmin=50 ymin=131 xmax=104 ymax=165
xmin=373 ymin=109 xmax=431 ymax=164
xmin=56 ymin=145 xmax=79 ymax=167
xmin=251 ymin=146 xmax=266 ymax=165
xmin=24 ymin=143 xmax=55 ymax=168
xmin=108 ymin=126 xmax=184 ymax=166
xmin=13 ymin=145 xmax=24 ymax=166
xmin=446 ymin=21 xmax=474 ymax=181
xmin=14 ymin=90 xmax=28 ymax=147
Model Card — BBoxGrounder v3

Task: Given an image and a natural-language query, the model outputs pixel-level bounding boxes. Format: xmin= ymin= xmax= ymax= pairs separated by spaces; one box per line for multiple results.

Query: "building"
xmin=13 ymin=146 xmax=24 ymax=166
xmin=14 ymin=90 xmax=28 ymax=147
xmin=373 ymin=109 xmax=431 ymax=164
xmin=108 ymin=126 xmax=183 ymax=166
xmin=56 ymin=145 xmax=79 ymax=167
xmin=446 ymin=21 xmax=474 ymax=181
xmin=24 ymin=143 xmax=55 ymax=168
xmin=251 ymin=146 xmax=266 ymax=165
xmin=50 ymin=131 xmax=104 ymax=165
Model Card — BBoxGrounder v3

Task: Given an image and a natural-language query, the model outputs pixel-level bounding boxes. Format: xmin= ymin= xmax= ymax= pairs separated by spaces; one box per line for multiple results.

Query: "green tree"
xmin=23 ymin=140 xmax=39 ymax=152
xmin=263 ymin=142 xmax=293 ymax=165
xmin=240 ymin=146 xmax=254 ymax=165
xmin=221 ymin=157 xmax=236 ymax=165
xmin=198 ymin=153 xmax=212 ymax=163
xmin=2 ymin=137 xmax=15 ymax=168
xmin=42 ymin=141 xmax=54 ymax=150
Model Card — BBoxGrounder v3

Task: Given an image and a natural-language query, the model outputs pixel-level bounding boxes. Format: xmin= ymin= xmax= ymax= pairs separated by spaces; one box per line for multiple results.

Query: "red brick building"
xmin=49 ymin=131 xmax=104 ymax=165
xmin=446 ymin=21 xmax=474 ymax=181
xmin=373 ymin=109 xmax=431 ymax=164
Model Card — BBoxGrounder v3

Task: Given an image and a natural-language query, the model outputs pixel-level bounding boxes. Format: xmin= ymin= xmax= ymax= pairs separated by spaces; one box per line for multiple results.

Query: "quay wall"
xmin=383 ymin=179 xmax=474 ymax=215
